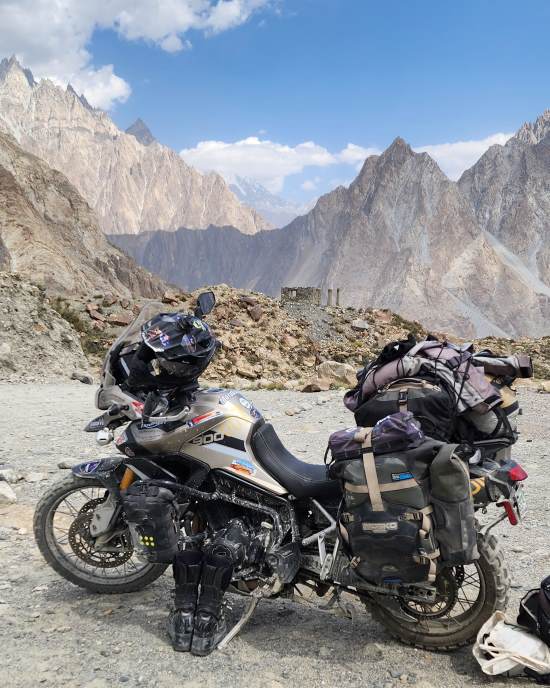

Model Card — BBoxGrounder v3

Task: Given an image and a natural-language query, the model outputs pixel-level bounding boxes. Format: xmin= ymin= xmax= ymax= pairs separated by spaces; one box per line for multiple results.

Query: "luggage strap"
xmin=344 ymin=478 xmax=418 ymax=494
xmin=398 ymin=389 xmax=408 ymax=411
xmin=353 ymin=428 xmax=383 ymax=512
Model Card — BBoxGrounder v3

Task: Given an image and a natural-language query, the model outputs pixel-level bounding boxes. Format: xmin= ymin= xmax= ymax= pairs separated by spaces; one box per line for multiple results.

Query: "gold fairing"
xmin=123 ymin=388 xmax=287 ymax=495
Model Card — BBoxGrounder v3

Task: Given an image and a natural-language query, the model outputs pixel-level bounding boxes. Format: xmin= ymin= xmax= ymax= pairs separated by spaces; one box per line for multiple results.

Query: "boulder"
xmin=107 ymin=312 xmax=134 ymax=326
xmin=239 ymin=295 xmax=257 ymax=307
xmin=247 ymin=304 xmax=263 ymax=322
xmin=162 ymin=289 xmax=180 ymax=305
xmin=316 ymin=360 xmax=357 ymax=387
xmin=351 ymin=319 xmax=369 ymax=331
xmin=102 ymin=294 xmax=118 ymax=307
xmin=301 ymin=377 xmax=331 ymax=393
xmin=71 ymin=370 xmax=94 ymax=384
xmin=0 ymin=482 xmax=17 ymax=505
xmin=237 ymin=365 xmax=257 ymax=379
xmin=0 ymin=464 xmax=20 ymax=484
xmin=88 ymin=309 xmax=105 ymax=322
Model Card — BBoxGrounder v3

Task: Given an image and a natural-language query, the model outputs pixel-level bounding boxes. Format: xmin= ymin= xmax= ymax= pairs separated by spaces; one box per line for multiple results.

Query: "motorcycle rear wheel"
xmin=369 ymin=532 xmax=510 ymax=651
xmin=34 ymin=475 xmax=168 ymax=594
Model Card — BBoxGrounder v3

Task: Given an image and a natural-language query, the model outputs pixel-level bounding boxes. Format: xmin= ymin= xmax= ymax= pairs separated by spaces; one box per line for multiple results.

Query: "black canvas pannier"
xmin=121 ymin=482 xmax=180 ymax=563
xmin=329 ymin=422 xmax=442 ymax=585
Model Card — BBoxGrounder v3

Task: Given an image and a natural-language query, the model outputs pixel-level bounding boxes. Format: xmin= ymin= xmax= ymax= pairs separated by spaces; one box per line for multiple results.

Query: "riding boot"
xmin=190 ymin=553 xmax=233 ymax=656
xmin=167 ymin=550 xmax=203 ymax=652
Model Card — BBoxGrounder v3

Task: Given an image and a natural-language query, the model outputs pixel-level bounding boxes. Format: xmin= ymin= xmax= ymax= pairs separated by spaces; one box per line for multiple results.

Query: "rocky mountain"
xmin=229 ymin=176 xmax=313 ymax=227
xmin=459 ymin=110 xmax=550 ymax=286
xmin=0 ymin=272 xmax=89 ymax=382
xmin=125 ymin=118 xmax=156 ymax=146
xmin=113 ymin=137 xmax=550 ymax=338
xmin=0 ymin=130 xmax=166 ymax=297
xmin=0 ymin=56 xmax=269 ymax=235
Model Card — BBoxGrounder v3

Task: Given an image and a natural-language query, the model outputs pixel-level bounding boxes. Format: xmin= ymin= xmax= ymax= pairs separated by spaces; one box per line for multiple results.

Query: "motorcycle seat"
xmin=251 ymin=422 xmax=341 ymax=500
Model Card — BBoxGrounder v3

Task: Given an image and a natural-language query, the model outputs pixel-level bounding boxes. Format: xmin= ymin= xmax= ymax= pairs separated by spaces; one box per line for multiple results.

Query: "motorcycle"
xmin=33 ymin=292 xmax=528 ymax=650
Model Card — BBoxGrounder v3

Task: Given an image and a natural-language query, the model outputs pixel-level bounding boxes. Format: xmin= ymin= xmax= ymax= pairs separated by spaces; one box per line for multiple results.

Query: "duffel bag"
xmin=353 ymin=377 xmax=456 ymax=441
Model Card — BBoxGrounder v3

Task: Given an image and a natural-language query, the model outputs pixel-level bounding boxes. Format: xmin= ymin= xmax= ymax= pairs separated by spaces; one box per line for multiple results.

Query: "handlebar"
xmin=141 ymin=406 xmax=190 ymax=425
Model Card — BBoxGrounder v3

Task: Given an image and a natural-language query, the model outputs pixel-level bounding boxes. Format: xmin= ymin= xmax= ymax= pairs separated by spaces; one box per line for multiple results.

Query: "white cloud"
xmin=0 ymin=1 xmax=270 ymax=109
xmin=301 ymin=176 xmax=321 ymax=191
xmin=338 ymin=143 xmax=381 ymax=164
xmin=415 ymin=133 xmax=513 ymax=180
xmin=181 ymin=137 xmax=336 ymax=192
xmin=180 ymin=131 xmax=514 ymax=193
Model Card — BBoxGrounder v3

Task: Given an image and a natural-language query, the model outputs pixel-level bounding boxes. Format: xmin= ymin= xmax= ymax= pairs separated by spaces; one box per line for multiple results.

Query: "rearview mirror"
xmin=195 ymin=291 xmax=216 ymax=318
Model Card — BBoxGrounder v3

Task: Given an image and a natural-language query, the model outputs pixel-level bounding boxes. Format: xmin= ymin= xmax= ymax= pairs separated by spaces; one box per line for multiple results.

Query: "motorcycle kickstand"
xmin=218 ymin=578 xmax=277 ymax=650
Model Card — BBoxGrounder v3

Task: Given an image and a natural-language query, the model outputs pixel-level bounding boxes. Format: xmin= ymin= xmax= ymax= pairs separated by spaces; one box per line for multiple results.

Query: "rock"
xmin=0 ymin=482 xmax=17 ymax=505
xmin=24 ymin=471 xmax=47 ymax=483
xmin=0 ymin=465 xmax=20 ymax=484
xmin=57 ymin=460 xmax=74 ymax=469
xmin=237 ymin=366 xmax=257 ymax=379
xmin=162 ymin=290 xmax=179 ymax=305
xmin=282 ymin=333 xmax=299 ymax=349
xmin=351 ymin=318 xmax=369 ymax=331
xmin=71 ymin=370 xmax=94 ymax=384
xmin=88 ymin=309 xmax=105 ymax=322
xmin=120 ymin=298 xmax=130 ymax=309
xmin=85 ymin=302 xmax=99 ymax=314
xmin=0 ymin=341 xmax=15 ymax=370
xmin=239 ymin=295 xmax=257 ymax=307
xmin=107 ymin=312 xmax=134 ymax=326
xmin=316 ymin=360 xmax=357 ymax=387
xmin=247 ymin=304 xmax=263 ymax=322
xmin=301 ymin=377 xmax=330 ymax=393
xmin=103 ymin=294 xmax=118 ymax=307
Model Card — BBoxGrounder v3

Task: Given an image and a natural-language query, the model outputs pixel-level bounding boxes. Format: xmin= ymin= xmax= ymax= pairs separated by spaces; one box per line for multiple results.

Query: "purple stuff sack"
xmin=328 ymin=411 xmax=425 ymax=463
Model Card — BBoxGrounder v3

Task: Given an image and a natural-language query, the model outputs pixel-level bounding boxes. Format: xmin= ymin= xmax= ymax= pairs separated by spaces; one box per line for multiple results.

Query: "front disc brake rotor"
xmin=68 ymin=497 xmax=133 ymax=568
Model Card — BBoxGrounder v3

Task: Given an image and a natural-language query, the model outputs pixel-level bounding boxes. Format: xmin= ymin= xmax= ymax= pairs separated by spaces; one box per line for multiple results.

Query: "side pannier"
xmin=328 ymin=413 xmax=442 ymax=585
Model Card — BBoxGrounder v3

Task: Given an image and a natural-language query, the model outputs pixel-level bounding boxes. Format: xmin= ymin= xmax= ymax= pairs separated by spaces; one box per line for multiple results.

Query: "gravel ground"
xmin=0 ymin=383 xmax=547 ymax=688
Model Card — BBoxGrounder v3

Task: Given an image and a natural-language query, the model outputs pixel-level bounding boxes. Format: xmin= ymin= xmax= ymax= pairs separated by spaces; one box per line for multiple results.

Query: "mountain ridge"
xmin=112 ymin=130 xmax=550 ymax=337
xmin=0 ymin=56 xmax=270 ymax=236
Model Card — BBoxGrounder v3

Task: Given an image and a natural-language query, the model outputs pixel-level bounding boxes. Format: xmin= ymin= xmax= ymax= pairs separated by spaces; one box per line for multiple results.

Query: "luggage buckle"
xmin=350 ymin=556 xmax=360 ymax=569
xmin=398 ymin=390 xmax=408 ymax=407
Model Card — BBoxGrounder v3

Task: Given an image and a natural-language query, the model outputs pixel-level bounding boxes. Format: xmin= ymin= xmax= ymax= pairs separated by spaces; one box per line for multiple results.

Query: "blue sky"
xmin=2 ymin=0 xmax=549 ymax=202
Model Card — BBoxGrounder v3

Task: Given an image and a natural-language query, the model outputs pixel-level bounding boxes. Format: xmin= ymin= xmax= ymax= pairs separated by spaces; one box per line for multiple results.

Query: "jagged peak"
xmin=125 ymin=118 xmax=156 ymax=146
xmin=66 ymin=83 xmax=94 ymax=111
xmin=0 ymin=55 xmax=36 ymax=87
xmin=513 ymin=109 xmax=550 ymax=145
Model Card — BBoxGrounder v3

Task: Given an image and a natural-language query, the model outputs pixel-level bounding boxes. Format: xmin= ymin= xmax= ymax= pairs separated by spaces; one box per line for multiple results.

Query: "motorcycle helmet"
xmin=126 ymin=312 xmax=219 ymax=390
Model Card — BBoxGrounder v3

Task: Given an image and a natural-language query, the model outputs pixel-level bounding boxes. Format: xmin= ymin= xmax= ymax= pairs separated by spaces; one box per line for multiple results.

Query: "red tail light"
xmin=508 ymin=464 xmax=528 ymax=482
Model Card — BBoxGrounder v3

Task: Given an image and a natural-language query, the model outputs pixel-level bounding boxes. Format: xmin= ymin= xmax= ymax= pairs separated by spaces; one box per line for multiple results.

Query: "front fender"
xmin=72 ymin=456 xmax=124 ymax=481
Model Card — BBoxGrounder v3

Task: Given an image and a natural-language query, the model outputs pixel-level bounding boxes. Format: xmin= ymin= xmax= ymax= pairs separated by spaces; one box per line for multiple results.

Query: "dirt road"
xmin=1 ymin=383 xmax=546 ymax=688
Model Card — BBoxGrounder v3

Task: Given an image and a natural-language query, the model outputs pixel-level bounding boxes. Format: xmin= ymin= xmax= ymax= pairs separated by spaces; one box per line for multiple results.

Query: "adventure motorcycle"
xmin=33 ymin=292 xmax=528 ymax=650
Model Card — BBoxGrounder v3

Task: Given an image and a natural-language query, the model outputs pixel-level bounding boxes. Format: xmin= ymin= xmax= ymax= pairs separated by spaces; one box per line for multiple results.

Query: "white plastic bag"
xmin=473 ymin=611 xmax=550 ymax=677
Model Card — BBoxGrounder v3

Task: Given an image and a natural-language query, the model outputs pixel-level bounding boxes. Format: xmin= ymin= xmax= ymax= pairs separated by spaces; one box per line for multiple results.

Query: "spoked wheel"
xmin=370 ymin=532 xmax=510 ymax=650
xmin=34 ymin=476 xmax=168 ymax=593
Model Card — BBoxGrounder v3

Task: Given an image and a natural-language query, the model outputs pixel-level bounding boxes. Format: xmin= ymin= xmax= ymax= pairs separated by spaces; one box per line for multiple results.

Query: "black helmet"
xmin=140 ymin=312 xmax=218 ymax=385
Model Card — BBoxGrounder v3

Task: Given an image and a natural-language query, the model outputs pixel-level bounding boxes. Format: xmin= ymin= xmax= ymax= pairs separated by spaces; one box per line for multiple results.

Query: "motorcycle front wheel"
xmin=369 ymin=531 xmax=510 ymax=650
xmin=34 ymin=476 xmax=168 ymax=594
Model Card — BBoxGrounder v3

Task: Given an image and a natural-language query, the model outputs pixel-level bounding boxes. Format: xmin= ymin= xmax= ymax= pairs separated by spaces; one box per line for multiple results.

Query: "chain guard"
xmin=68 ymin=498 xmax=133 ymax=568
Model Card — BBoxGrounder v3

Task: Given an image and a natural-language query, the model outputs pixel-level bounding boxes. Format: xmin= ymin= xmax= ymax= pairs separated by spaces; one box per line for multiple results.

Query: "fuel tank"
xmin=115 ymin=388 xmax=287 ymax=495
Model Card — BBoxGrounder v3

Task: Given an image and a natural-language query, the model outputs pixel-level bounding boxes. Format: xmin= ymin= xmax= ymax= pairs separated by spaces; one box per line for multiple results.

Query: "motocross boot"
xmin=190 ymin=553 xmax=233 ymax=656
xmin=167 ymin=549 xmax=203 ymax=652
